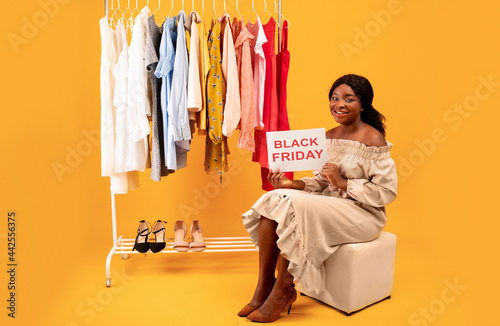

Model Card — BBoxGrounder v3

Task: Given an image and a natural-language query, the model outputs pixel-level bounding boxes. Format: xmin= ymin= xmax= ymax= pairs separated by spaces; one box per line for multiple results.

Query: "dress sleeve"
xmin=301 ymin=173 xmax=329 ymax=193
xmin=346 ymin=157 xmax=398 ymax=207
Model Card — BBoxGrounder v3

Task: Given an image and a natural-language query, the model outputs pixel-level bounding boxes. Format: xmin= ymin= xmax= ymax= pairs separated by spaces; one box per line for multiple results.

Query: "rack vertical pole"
xmin=104 ymin=0 xmax=118 ymax=248
xmin=111 ymin=191 xmax=118 ymax=246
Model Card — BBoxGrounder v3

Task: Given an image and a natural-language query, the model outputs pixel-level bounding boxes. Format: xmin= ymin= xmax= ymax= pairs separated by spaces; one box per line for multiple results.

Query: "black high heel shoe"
xmin=150 ymin=220 xmax=167 ymax=253
xmin=132 ymin=220 xmax=151 ymax=253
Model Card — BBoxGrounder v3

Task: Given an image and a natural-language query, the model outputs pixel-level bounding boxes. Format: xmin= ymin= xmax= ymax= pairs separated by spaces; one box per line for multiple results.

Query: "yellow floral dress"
xmin=204 ymin=20 xmax=227 ymax=182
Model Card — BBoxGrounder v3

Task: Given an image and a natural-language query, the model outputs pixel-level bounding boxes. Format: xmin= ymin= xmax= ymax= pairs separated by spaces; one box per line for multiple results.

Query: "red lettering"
xmin=310 ymin=138 xmax=318 ymax=146
xmin=291 ymin=139 xmax=300 ymax=147
xmin=314 ymin=149 xmax=323 ymax=157
xmin=300 ymin=138 xmax=308 ymax=146
xmin=306 ymin=151 xmax=315 ymax=159
xmin=296 ymin=151 xmax=305 ymax=160
xmin=274 ymin=140 xmax=282 ymax=149
xmin=282 ymin=153 xmax=291 ymax=161
xmin=272 ymin=152 xmax=280 ymax=162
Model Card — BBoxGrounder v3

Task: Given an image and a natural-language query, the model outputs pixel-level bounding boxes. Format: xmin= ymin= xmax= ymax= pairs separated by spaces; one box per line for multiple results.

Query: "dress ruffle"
xmin=326 ymin=138 xmax=392 ymax=161
xmin=242 ymin=189 xmax=333 ymax=295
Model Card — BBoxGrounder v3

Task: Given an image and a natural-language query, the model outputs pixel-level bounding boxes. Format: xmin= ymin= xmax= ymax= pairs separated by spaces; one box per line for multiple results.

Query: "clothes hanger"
xmin=131 ymin=0 xmax=140 ymax=18
xmin=107 ymin=0 xmax=116 ymax=27
xmin=247 ymin=0 xmax=259 ymax=24
xmin=113 ymin=0 xmax=126 ymax=28
xmin=152 ymin=0 xmax=165 ymax=22
xmin=235 ymin=0 xmax=244 ymax=22
xmin=123 ymin=0 xmax=134 ymax=30
xmin=168 ymin=0 xmax=174 ymax=17
xmin=219 ymin=0 xmax=229 ymax=20
xmin=211 ymin=0 xmax=217 ymax=22
xmin=263 ymin=0 xmax=273 ymax=19
xmin=272 ymin=0 xmax=291 ymax=28
xmin=262 ymin=0 xmax=277 ymax=28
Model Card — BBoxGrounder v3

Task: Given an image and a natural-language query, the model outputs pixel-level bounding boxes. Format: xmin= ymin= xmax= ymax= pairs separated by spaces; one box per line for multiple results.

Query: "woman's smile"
xmin=332 ymin=109 xmax=349 ymax=117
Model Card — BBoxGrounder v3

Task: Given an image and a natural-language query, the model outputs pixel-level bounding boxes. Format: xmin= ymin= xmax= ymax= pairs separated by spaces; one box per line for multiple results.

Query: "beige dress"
xmin=242 ymin=138 xmax=398 ymax=295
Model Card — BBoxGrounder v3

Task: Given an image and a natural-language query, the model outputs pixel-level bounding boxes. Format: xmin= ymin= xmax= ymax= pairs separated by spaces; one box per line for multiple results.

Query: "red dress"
xmin=252 ymin=17 xmax=293 ymax=191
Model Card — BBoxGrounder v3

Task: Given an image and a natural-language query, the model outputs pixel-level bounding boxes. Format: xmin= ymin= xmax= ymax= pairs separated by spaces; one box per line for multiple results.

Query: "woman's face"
xmin=330 ymin=84 xmax=363 ymax=125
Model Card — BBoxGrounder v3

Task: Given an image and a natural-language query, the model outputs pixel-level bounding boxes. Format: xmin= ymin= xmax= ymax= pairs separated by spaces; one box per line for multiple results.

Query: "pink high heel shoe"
xmin=189 ymin=219 xmax=206 ymax=252
xmin=173 ymin=220 xmax=189 ymax=252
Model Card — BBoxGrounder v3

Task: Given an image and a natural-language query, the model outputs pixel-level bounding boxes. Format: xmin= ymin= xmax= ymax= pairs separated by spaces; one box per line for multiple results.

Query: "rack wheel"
xmin=121 ymin=254 xmax=129 ymax=260
xmin=106 ymin=279 xmax=111 ymax=288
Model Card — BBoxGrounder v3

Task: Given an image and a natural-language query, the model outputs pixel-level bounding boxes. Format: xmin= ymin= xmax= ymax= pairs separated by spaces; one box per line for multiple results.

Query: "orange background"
xmin=1 ymin=0 xmax=499 ymax=325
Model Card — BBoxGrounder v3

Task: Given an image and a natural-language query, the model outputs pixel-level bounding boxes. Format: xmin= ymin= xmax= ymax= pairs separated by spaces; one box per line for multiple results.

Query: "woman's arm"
xmin=267 ymin=171 xmax=305 ymax=190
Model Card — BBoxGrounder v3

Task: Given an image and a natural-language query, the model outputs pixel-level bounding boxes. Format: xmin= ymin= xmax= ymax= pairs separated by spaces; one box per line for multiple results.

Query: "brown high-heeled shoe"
xmin=246 ymin=287 xmax=297 ymax=323
xmin=238 ymin=278 xmax=277 ymax=317
xmin=238 ymin=303 xmax=259 ymax=318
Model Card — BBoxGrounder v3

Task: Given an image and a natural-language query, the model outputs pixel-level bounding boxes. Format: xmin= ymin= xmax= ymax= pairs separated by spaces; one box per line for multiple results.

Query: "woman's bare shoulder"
xmin=361 ymin=126 xmax=386 ymax=147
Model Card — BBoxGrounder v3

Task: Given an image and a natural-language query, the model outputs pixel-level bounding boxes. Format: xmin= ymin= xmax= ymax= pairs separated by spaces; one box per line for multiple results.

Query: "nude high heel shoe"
xmin=189 ymin=219 xmax=206 ymax=252
xmin=173 ymin=220 xmax=189 ymax=252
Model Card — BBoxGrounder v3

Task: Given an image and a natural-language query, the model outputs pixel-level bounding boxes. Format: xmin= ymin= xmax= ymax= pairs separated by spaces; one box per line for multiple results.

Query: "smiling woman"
xmin=327 ymin=74 xmax=387 ymax=147
xmin=239 ymin=74 xmax=398 ymax=322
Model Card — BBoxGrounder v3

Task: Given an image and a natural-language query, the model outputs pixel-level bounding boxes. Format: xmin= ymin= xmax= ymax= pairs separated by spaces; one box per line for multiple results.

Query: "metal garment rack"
xmin=104 ymin=0 xmax=283 ymax=288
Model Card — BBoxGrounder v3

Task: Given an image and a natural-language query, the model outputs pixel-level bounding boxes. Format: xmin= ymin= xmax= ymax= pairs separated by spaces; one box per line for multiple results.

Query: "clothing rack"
xmin=104 ymin=0 xmax=284 ymax=288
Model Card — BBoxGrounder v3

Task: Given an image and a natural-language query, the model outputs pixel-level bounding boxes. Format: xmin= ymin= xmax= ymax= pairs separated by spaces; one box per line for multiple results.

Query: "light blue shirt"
xmin=169 ymin=10 xmax=191 ymax=151
xmin=155 ymin=16 xmax=186 ymax=170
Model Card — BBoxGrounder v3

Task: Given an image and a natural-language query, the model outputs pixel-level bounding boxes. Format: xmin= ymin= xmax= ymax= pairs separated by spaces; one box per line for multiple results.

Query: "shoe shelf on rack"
xmin=105 ymin=235 xmax=257 ymax=287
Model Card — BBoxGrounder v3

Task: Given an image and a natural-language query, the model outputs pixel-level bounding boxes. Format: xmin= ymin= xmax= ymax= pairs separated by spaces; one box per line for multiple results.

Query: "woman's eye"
xmin=331 ymin=97 xmax=338 ymax=101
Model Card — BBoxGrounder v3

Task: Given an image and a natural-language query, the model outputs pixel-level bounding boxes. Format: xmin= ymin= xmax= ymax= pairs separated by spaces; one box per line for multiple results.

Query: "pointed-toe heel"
xmin=247 ymin=288 xmax=297 ymax=323
xmin=132 ymin=220 xmax=151 ymax=253
xmin=238 ymin=304 xmax=259 ymax=317
xmin=149 ymin=220 xmax=167 ymax=253
xmin=238 ymin=278 xmax=277 ymax=317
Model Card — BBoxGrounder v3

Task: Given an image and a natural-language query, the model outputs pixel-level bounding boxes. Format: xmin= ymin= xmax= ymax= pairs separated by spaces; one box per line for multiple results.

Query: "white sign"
xmin=266 ymin=128 xmax=327 ymax=172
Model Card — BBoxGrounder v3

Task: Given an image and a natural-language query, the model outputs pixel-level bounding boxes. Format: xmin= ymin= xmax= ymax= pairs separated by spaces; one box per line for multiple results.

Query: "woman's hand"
xmin=267 ymin=170 xmax=293 ymax=189
xmin=322 ymin=163 xmax=348 ymax=191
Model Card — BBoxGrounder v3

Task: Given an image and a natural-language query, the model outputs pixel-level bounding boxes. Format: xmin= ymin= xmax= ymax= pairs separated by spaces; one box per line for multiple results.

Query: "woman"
xmin=239 ymin=74 xmax=398 ymax=322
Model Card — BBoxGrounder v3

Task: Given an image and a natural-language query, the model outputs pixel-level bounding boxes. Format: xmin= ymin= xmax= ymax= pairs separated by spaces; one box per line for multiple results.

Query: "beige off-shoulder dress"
xmin=241 ymin=138 xmax=398 ymax=295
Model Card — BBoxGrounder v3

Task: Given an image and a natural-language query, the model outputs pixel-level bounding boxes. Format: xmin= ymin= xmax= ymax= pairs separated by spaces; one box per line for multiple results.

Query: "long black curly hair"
xmin=328 ymin=74 xmax=386 ymax=137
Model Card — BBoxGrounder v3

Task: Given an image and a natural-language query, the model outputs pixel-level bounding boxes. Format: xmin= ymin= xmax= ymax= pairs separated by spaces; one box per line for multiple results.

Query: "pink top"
xmin=234 ymin=19 xmax=256 ymax=152
xmin=247 ymin=17 xmax=267 ymax=130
